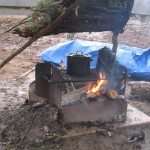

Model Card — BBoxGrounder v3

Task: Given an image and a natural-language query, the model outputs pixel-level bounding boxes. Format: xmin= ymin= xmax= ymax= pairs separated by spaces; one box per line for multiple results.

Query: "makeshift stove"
xmin=29 ymin=47 xmax=127 ymax=123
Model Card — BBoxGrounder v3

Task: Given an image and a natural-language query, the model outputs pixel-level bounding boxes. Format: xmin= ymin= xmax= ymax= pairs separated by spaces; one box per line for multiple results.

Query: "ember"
xmin=87 ymin=73 xmax=108 ymax=98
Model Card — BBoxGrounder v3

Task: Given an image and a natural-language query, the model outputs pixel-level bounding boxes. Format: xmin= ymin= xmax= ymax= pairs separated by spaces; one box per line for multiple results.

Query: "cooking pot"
xmin=67 ymin=51 xmax=92 ymax=76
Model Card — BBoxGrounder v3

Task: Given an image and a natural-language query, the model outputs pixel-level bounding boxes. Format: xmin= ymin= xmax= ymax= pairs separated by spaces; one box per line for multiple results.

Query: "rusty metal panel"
xmin=48 ymin=65 xmax=61 ymax=109
xmin=62 ymin=98 xmax=127 ymax=123
xmin=35 ymin=62 xmax=52 ymax=98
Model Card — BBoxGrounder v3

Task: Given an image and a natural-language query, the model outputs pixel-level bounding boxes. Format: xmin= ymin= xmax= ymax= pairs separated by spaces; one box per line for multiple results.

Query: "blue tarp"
xmin=41 ymin=40 xmax=150 ymax=80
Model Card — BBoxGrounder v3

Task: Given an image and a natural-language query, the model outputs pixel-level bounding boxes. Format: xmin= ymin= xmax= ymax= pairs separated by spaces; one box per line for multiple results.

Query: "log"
xmin=0 ymin=0 xmax=81 ymax=69
xmin=61 ymin=85 xmax=112 ymax=105
xmin=62 ymin=86 xmax=87 ymax=103
xmin=62 ymin=85 xmax=107 ymax=103
xmin=61 ymin=86 xmax=110 ymax=107
xmin=106 ymin=89 xmax=118 ymax=100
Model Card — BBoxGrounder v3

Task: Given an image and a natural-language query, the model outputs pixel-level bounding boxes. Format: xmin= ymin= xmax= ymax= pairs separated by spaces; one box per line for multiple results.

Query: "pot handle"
xmin=76 ymin=51 xmax=83 ymax=55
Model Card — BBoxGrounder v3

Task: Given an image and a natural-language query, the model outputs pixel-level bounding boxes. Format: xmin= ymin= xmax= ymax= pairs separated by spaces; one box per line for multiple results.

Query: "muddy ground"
xmin=0 ymin=16 xmax=150 ymax=150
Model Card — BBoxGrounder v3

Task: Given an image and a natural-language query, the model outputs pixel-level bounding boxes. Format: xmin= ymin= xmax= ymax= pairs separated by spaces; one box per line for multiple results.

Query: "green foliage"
xmin=13 ymin=0 xmax=64 ymax=36
xmin=30 ymin=0 xmax=63 ymax=25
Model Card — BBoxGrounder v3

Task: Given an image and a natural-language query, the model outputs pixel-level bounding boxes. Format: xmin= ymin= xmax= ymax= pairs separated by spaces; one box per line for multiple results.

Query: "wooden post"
xmin=112 ymin=32 xmax=119 ymax=61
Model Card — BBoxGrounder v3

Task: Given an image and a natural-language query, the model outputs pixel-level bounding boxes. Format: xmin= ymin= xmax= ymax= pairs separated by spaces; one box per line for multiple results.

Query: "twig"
xmin=15 ymin=67 xmax=35 ymax=80
xmin=16 ymin=115 xmax=36 ymax=150
xmin=31 ymin=102 xmax=47 ymax=112
xmin=1 ymin=118 xmax=19 ymax=137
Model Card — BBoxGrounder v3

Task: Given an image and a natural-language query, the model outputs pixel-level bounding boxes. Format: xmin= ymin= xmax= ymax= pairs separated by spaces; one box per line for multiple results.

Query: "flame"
xmin=87 ymin=73 xmax=108 ymax=97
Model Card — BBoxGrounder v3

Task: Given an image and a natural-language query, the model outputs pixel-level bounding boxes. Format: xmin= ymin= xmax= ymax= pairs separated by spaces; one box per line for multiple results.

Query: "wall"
xmin=132 ymin=0 xmax=150 ymax=15
xmin=0 ymin=0 xmax=40 ymax=15
xmin=0 ymin=0 xmax=39 ymax=7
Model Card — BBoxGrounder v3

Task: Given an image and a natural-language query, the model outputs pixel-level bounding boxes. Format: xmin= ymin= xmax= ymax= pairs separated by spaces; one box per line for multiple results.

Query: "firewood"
xmin=62 ymin=86 xmax=87 ymax=102
xmin=87 ymin=91 xmax=95 ymax=98
xmin=107 ymin=89 xmax=118 ymax=100
xmin=15 ymin=67 xmax=35 ymax=80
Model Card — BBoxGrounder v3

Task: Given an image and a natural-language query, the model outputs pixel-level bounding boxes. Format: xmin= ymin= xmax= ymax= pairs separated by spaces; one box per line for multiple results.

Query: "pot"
xmin=67 ymin=51 xmax=92 ymax=76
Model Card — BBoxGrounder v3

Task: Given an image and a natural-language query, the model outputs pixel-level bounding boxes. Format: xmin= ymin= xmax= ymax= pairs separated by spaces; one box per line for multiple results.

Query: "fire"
xmin=87 ymin=73 xmax=108 ymax=97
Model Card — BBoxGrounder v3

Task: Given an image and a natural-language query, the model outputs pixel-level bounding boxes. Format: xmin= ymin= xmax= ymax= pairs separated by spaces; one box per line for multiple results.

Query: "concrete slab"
xmin=118 ymin=104 xmax=150 ymax=128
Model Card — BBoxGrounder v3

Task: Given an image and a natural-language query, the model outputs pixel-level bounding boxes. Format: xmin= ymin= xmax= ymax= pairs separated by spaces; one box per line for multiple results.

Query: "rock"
xmin=130 ymin=81 xmax=150 ymax=100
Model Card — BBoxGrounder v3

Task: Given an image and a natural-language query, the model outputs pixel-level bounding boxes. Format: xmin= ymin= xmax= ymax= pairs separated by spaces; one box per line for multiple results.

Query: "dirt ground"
xmin=0 ymin=16 xmax=150 ymax=150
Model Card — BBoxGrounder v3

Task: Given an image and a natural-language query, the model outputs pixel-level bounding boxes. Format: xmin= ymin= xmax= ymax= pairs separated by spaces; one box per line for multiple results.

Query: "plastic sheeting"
xmin=41 ymin=40 xmax=150 ymax=80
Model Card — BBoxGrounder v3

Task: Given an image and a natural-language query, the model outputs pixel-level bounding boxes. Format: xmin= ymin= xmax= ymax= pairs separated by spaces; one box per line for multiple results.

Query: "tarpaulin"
xmin=41 ymin=40 xmax=150 ymax=80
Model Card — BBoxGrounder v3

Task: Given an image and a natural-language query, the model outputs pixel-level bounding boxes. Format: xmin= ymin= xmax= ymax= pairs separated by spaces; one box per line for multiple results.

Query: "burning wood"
xmin=62 ymin=72 xmax=120 ymax=102
xmin=87 ymin=73 xmax=118 ymax=100
xmin=107 ymin=89 xmax=118 ymax=100
xmin=87 ymin=73 xmax=108 ymax=98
